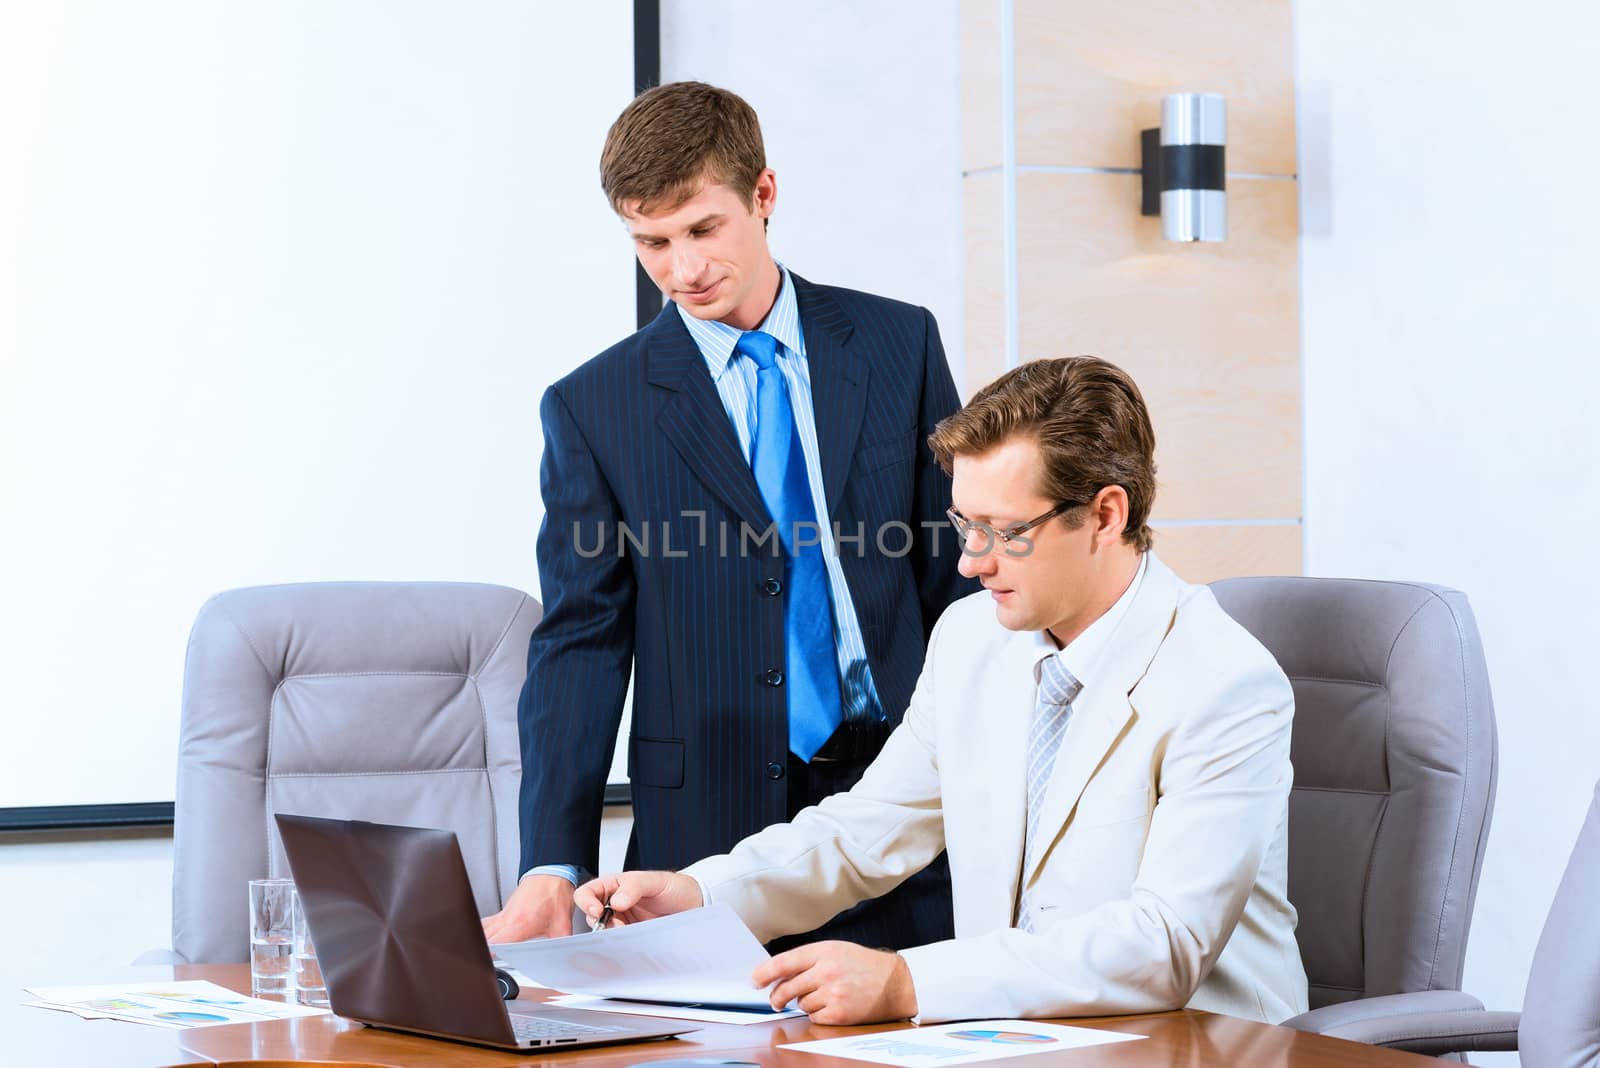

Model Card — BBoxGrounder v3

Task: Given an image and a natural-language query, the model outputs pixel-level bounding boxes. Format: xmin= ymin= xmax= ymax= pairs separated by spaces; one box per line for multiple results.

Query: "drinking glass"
xmin=291 ymin=888 xmax=328 ymax=1007
xmin=248 ymin=878 xmax=295 ymax=997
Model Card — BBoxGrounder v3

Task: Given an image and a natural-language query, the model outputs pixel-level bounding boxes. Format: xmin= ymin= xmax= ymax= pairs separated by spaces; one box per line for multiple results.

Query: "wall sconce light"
xmin=1141 ymin=93 xmax=1226 ymax=242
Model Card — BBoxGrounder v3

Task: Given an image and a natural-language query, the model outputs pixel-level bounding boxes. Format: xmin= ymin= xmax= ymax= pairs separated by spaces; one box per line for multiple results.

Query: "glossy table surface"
xmin=7 ymin=964 xmax=1444 ymax=1067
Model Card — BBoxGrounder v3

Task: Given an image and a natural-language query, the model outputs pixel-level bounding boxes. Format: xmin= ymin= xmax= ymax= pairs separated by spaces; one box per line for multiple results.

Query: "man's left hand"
xmin=753 ymin=940 xmax=918 ymax=1025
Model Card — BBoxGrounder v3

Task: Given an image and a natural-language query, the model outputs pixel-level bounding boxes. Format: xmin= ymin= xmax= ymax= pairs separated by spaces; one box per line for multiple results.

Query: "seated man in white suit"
xmin=576 ymin=356 xmax=1310 ymax=1026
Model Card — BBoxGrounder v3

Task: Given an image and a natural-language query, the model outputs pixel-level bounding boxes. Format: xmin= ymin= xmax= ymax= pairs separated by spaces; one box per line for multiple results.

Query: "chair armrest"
xmin=1284 ymin=992 xmax=1519 ymax=1055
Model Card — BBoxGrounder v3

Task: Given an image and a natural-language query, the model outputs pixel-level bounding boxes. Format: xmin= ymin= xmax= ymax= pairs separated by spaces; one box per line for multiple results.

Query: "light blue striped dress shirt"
xmin=674 ymin=265 xmax=885 ymax=728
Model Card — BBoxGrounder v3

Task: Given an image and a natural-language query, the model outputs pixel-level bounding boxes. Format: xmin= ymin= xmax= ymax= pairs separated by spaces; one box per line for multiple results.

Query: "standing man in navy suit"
xmin=482 ymin=81 xmax=972 ymax=949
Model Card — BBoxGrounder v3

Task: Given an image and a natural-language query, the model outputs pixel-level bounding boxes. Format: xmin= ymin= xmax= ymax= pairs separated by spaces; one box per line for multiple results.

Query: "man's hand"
xmin=481 ymin=875 xmax=577 ymax=943
xmin=574 ymin=870 xmax=703 ymax=927
xmin=754 ymin=941 xmax=918 ymax=1025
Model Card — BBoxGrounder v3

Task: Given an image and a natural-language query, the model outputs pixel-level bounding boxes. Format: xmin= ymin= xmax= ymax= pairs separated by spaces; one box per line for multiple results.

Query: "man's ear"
xmin=1092 ymin=485 xmax=1131 ymax=546
xmin=752 ymin=168 xmax=778 ymax=219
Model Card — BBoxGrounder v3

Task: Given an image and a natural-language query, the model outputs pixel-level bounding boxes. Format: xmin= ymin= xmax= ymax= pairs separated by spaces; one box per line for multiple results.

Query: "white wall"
xmin=660 ymin=0 xmax=964 ymax=381
xmin=0 ymin=0 xmax=635 ymax=809
xmin=0 ymin=830 xmax=175 ymax=983
xmin=1297 ymin=0 xmax=1600 ymax=1034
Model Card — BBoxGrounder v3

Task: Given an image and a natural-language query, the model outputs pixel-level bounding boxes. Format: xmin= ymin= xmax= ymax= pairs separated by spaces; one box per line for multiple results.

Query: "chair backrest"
xmin=171 ymin=581 xmax=540 ymax=963
xmin=1519 ymin=778 xmax=1600 ymax=1068
xmin=1210 ymin=577 xmax=1497 ymax=1009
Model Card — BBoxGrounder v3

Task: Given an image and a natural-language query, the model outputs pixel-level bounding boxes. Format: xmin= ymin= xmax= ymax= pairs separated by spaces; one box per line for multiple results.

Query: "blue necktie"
xmin=736 ymin=330 xmax=843 ymax=762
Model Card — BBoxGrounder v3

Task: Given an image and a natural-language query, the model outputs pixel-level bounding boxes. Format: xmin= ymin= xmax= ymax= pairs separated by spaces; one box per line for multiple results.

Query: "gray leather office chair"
xmin=1296 ymin=777 xmax=1600 ymax=1066
xmin=167 ymin=581 xmax=540 ymax=964
xmin=1210 ymin=577 xmax=1498 ymax=1033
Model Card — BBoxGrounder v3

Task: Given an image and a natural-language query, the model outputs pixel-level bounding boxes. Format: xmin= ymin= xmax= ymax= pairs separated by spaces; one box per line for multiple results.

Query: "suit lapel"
xmin=647 ymin=308 xmax=773 ymax=532
xmin=1022 ymin=554 xmax=1184 ymax=888
xmin=792 ymin=274 xmax=867 ymax=519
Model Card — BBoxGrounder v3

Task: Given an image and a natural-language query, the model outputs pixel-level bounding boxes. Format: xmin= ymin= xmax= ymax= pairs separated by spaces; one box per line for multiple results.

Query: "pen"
xmin=589 ymin=902 xmax=612 ymax=934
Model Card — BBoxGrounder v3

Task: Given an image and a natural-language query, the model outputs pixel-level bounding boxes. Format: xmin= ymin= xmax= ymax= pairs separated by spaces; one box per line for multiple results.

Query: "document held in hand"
xmin=494 ymin=904 xmax=784 ymax=1011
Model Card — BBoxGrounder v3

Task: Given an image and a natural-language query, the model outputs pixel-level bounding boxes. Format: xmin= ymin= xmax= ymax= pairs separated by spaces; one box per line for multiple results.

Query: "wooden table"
xmin=8 ymin=964 xmax=1443 ymax=1067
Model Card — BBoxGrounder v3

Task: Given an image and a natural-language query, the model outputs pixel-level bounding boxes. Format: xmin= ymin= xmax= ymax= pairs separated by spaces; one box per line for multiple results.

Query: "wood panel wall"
xmin=961 ymin=0 xmax=1302 ymax=583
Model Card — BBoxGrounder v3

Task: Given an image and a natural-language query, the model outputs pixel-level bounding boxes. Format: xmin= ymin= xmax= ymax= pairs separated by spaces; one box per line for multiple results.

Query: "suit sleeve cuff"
xmin=898 ymin=939 xmax=986 ymax=1024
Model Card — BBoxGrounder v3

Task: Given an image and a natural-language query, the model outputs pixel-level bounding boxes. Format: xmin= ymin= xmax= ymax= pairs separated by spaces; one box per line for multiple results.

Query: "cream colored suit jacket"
xmin=685 ymin=552 xmax=1309 ymax=1024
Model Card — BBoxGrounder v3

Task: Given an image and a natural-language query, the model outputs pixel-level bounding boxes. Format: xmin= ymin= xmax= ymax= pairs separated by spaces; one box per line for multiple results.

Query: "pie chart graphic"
xmin=154 ymin=1010 xmax=230 ymax=1023
xmin=948 ymin=1030 xmax=1056 ymax=1045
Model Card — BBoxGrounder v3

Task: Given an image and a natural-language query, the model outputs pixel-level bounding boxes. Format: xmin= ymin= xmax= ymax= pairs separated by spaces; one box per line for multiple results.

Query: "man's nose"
xmin=956 ymin=532 xmax=997 ymax=578
xmin=673 ymin=246 xmax=707 ymax=286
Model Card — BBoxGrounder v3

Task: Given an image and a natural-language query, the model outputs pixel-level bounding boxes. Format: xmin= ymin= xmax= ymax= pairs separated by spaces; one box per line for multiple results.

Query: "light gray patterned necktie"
xmin=1017 ymin=654 xmax=1083 ymax=932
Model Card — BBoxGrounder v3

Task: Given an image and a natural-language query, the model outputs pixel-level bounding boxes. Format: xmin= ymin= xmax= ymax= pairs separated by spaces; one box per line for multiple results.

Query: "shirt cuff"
xmin=687 ymin=870 xmax=714 ymax=908
xmin=520 ymin=863 xmax=583 ymax=886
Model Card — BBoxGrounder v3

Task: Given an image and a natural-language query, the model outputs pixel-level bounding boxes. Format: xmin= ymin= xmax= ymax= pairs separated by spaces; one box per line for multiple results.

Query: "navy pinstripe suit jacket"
xmin=518 ymin=274 xmax=973 ymax=945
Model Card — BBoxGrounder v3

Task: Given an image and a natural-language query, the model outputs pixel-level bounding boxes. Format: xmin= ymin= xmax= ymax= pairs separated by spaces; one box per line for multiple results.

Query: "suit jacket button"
xmin=764 ymin=668 xmax=784 ymax=686
xmin=763 ymin=578 xmax=783 ymax=596
xmin=766 ymin=761 xmax=785 ymax=780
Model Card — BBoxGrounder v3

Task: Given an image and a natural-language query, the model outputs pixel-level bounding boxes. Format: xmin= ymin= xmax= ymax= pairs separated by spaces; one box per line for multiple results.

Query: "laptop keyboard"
xmin=510 ymin=1014 xmax=623 ymax=1042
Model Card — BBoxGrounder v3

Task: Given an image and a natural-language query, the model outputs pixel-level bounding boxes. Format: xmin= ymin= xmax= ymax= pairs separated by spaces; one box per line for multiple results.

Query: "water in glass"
xmin=250 ymin=933 xmax=293 ymax=995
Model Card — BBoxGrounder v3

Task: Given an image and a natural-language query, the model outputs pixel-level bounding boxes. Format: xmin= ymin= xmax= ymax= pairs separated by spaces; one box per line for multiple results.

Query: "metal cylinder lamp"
xmin=1140 ymin=92 xmax=1227 ymax=242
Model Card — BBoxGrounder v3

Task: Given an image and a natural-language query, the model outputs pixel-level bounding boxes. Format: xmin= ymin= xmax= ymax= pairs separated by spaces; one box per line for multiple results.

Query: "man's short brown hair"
xmin=928 ymin=356 xmax=1157 ymax=552
xmin=600 ymin=81 xmax=766 ymax=216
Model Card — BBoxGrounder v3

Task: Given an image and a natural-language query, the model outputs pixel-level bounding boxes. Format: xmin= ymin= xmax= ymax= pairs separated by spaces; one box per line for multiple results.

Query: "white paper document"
xmin=551 ymin=993 xmax=805 ymax=1026
xmin=781 ymin=1020 xmax=1145 ymax=1065
xmin=495 ymin=904 xmax=781 ymax=1011
xmin=24 ymin=980 xmax=329 ymax=1030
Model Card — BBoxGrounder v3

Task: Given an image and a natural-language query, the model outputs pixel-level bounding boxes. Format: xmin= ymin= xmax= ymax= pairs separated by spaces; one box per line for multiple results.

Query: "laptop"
xmin=274 ymin=813 xmax=697 ymax=1051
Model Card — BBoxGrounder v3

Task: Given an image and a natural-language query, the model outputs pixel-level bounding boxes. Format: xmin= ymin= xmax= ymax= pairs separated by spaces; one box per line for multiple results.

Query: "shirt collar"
xmin=675 ymin=263 xmax=804 ymax=382
xmin=1031 ymin=552 xmax=1150 ymax=689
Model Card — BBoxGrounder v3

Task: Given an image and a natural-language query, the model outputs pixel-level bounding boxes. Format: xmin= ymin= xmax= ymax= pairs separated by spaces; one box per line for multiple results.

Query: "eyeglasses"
xmin=946 ymin=500 xmax=1086 ymax=554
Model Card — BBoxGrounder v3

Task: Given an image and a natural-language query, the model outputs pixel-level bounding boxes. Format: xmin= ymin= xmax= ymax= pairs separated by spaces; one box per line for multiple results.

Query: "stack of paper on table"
xmin=495 ymin=904 xmax=805 ymax=1023
xmin=24 ymin=980 xmax=329 ymax=1029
